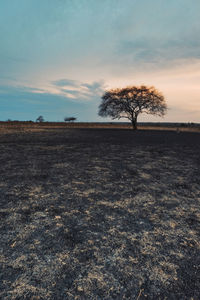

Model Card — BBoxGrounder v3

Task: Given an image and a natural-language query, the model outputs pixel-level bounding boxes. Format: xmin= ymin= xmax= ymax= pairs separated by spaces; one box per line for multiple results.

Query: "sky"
xmin=0 ymin=0 xmax=200 ymax=122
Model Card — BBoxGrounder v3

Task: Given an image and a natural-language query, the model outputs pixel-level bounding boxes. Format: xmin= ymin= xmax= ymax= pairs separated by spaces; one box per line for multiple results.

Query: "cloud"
xmin=81 ymin=81 xmax=105 ymax=94
xmin=0 ymin=78 xmax=106 ymax=106
xmin=113 ymin=35 xmax=200 ymax=73
xmin=0 ymin=80 xmax=106 ymax=121
xmin=51 ymin=78 xmax=106 ymax=100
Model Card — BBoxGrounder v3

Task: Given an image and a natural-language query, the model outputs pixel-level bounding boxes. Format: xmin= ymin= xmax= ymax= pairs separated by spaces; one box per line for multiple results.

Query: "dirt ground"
xmin=0 ymin=128 xmax=199 ymax=299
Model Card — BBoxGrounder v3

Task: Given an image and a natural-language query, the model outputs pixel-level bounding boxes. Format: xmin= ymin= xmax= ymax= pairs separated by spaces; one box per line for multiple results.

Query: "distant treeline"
xmin=137 ymin=122 xmax=200 ymax=127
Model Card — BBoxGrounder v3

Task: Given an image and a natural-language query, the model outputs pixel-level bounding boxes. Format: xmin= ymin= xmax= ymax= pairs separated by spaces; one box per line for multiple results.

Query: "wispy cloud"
xmin=52 ymin=79 xmax=106 ymax=100
xmin=0 ymin=78 xmax=106 ymax=103
xmin=0 ymin=80 xmax=106 ymax=121
xmin=104 ymin=34 xmax=200 ymax=77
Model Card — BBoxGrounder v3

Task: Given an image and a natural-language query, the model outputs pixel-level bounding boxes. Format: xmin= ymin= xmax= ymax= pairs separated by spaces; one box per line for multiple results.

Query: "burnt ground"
xmin=0 ymin=129 xmax=199 ymax=299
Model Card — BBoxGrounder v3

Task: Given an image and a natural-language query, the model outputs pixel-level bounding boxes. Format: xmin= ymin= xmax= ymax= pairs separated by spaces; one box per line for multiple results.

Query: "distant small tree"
xmin=99 ymin=85 xmax=167 ymax=130
xmin=36 ymin=115 xmax=44 ymax=122
xmin=64 ymin=117 xmax=77 ymax=122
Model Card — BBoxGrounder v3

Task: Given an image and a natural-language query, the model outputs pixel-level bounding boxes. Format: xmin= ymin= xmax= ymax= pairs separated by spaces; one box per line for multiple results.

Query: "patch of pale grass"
xmin=7 ymin=278 xmax=51 ymax=300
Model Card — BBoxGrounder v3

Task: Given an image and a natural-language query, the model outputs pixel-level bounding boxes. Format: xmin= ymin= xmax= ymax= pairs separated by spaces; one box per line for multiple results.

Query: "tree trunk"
xmin=131 ymin=117 xmax=137 ymax=130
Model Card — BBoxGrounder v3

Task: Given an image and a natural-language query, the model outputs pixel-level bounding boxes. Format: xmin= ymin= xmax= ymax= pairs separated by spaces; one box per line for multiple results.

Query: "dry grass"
xmin=0 ymin=128 xmax=199 ymax=299
xmin=0 ymin=121 xmax=200 ymax=134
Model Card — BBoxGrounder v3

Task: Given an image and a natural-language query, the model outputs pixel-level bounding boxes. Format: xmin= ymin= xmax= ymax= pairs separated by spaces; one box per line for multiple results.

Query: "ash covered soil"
xmin=0 ymin=129 xmax=199 ymax=299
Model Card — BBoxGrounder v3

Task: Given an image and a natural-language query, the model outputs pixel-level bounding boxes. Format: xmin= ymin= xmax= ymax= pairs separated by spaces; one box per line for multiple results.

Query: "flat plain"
xmin=0 ymin=128 xmax=199 ymax=299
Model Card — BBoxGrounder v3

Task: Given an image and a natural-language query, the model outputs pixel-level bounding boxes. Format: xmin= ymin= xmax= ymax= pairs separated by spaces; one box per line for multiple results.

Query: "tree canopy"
xmin=99 ymin=85 xmax=167 ymax=129
xmin=64 ymin=117 xmax=77 ymax=122
xmin=36 ymin=115 xmax=44 ymax=122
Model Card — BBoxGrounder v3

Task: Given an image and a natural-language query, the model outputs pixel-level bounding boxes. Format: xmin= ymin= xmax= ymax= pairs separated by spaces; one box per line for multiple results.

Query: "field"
xmin=0 ymin=121 xmax=200 ymax=133
xmin=0 ymin=127 xmax=199 ymax=299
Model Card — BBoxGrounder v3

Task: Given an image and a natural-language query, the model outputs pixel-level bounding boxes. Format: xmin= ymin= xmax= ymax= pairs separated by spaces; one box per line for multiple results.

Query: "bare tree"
xmin=36 ymin=115 xmax=44 ymax=122
xmin=64 ymin=117 xmax=77 ymax=122
xmin=99 ymin=85 xmax=167 ymax=130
